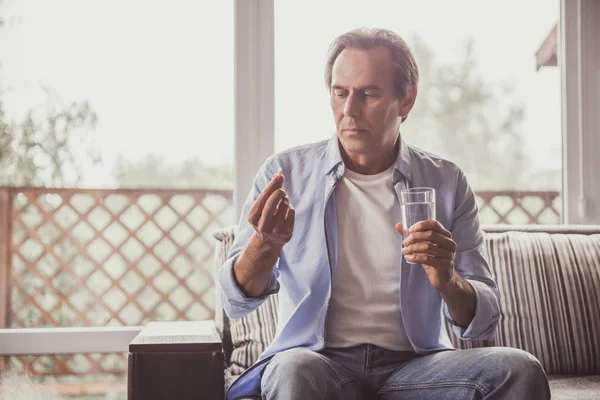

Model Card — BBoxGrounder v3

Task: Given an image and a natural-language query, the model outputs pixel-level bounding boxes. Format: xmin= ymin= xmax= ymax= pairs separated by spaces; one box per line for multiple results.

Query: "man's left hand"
xmin=395 ymin=220 xmax=457 ymax=292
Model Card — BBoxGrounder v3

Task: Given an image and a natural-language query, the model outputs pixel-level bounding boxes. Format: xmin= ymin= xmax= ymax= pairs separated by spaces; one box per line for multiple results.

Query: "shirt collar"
xmin=323 ymin=134 xmax=344 ymax=176
xmin=395 ymin=134 xmax=412 ymax=182
xmin=323 ymin=133 xmax=412 ymax=182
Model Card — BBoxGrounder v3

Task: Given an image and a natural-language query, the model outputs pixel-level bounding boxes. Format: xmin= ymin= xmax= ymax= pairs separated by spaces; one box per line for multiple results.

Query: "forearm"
xmin=439 ymin=272 xmax=476 ymax=328
xmin=233 ymin=232 xmax=281 ymax=298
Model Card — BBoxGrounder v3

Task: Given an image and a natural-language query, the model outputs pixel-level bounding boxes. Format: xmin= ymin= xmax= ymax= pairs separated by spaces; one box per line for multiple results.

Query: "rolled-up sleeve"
xmin=445 ymin=169 xmax=501 ymax=341
xmin=219 ymin=157 xmax=281 ymax=319
xmin=220 ymin=255 xmax=280 ymax=319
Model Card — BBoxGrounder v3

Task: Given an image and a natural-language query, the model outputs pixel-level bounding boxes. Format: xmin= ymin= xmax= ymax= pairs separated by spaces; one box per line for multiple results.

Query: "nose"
xmin=343 ymin=92 xmax=361 ymax=117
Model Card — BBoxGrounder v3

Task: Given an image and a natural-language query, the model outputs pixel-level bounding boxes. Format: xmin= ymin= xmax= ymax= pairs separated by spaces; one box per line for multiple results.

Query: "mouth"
xmin=343 ymin=129 xmax=367 ymax=133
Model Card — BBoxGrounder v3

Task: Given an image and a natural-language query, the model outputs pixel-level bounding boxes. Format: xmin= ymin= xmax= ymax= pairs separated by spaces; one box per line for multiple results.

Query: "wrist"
xmin=437 ymin=270 xmax=459 ymax=295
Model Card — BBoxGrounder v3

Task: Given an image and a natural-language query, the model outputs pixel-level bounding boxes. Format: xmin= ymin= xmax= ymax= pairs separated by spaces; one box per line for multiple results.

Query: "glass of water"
xmin=400 ymin=187 xmax=436 ymax=263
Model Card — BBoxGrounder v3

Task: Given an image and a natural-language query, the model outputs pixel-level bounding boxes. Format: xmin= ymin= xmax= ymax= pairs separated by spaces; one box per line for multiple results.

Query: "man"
xmin=220 ymin=28 xmax=550 ymax=400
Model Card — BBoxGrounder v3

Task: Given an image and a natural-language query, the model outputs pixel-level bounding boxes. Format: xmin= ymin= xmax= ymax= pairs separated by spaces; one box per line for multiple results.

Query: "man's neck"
xmin=340 ymin=139 xmax=399 ymax=175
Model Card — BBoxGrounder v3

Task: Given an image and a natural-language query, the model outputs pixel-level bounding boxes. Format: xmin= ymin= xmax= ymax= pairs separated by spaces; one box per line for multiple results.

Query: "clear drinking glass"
xmin=400 ymin=187 xmax=436 ymax=264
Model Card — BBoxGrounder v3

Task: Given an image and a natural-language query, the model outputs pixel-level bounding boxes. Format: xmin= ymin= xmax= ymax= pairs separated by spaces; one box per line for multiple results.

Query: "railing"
xmin=0 ymin=187 xmax=234 ymax=384
xmin=476 ymin=190 xmax=561 ymax=225
xmin=0 ymin=187 xmax=560 ymax=393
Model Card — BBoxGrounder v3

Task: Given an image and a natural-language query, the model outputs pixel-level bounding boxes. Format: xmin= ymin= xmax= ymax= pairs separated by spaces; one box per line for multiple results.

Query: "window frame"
xmin=560 ymin=0 xmax=600 ymax=224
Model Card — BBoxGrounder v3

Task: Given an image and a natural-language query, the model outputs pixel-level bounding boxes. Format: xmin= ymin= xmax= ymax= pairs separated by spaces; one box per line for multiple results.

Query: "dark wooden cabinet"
xmin=128 ymin=321 xmax=224 ymax=400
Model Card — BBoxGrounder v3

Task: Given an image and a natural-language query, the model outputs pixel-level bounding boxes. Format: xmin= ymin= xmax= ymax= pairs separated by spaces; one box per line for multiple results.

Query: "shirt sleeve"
xmin=443 ymin=168 xmax=501 ymax=341
xmin=218 ymin=158 xmax=281 ymax=320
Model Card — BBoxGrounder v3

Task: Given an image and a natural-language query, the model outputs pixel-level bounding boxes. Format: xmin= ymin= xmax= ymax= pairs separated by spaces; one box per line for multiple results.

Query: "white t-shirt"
xmin=325 ymin=164 xmax=412 ymax=351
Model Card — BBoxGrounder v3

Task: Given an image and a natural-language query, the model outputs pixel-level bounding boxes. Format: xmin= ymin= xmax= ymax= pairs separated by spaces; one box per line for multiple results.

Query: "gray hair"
xmin=325 ymin=28 xmax=419 ymax=122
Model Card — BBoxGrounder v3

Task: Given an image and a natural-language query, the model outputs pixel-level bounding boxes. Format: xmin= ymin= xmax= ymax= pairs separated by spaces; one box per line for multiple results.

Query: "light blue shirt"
xmin=220 ymin=135 xmax=501 ymax=399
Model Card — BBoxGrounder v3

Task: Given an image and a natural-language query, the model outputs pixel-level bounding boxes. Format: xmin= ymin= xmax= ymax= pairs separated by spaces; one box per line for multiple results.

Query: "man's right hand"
xmin=232 ymin=170 xmax=295 ymax=298
xmin=248 ymin=171 xmax=295 ymax=250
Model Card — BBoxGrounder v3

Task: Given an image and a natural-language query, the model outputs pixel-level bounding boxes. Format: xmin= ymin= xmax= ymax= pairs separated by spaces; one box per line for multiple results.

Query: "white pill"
xmin=277 ymin=167 xmax=282 ymax=175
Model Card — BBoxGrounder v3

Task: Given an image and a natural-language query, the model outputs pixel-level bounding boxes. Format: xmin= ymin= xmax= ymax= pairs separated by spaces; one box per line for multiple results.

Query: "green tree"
xmin=403 ymin=36 xmax=527 ymax=190
xmin=0 ymin=90 xmax=99 ymax=187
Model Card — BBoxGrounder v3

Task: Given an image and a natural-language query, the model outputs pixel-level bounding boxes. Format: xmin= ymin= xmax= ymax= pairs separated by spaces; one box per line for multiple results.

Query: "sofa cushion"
xmin=213 ymin=227 xmax=237 ymax=363
xmin=213 ymin=228 xmax=278 ymax=389
xmin=454 ymin=229 xmax=600 ymax=375
xmin=214 ymin=226 xmax=600 ymax=382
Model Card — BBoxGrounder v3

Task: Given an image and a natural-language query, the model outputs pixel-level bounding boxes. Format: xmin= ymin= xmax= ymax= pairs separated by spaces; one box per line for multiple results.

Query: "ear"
xmin=398 ymin=85 xmax=418 ymax=118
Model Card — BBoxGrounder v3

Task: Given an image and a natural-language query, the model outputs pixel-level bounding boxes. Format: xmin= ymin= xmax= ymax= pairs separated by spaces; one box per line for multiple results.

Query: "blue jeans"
xmin=260 ymin=345 xmax=550 ymax=400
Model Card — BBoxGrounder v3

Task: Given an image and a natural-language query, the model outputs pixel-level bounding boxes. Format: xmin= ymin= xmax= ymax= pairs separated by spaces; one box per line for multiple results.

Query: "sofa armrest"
xmin=128 ymin=321 xmax=225 ymax=400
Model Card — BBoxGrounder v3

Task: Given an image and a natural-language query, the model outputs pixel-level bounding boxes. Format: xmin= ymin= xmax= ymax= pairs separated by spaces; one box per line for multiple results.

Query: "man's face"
xmin=330 ymin=46 xmax=415 ymax=157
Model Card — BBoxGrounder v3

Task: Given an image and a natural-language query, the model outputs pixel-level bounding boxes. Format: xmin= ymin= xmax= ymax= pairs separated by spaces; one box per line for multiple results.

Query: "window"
xmin=275 ymin=0 xmax=561 ymax=224
xmin=2 ymin=0 xmax=234 ymax=189
xmin=0 ymin=0 xmax=233 ymax=396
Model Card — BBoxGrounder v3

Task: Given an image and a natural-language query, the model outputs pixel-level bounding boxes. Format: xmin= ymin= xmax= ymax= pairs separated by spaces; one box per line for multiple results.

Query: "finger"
xmin=257 ymin=189 xmax=287 ymax=232
xmin=395 ymin=222 xmax=405 ymax=236
xmin=273 ymin=196 xmax=290 ymax=216
xmin=403 ymin=231 xmax=457 ymax=252
xmin=248 ymin=173 xmax=284 ymax=224
xmin=409 ymin=220 xmax=452 ymax=238
xmin=404 ymin=252 xmax=451 ymax=268
xmin=405 ymin=232 xmax=456 ymax=253
xmin=283 ymin=206 xmax=295 ymax=234
xmin=272 ymin=199 xmax=290 ymax=233
xmin=402 ymin=241 xmax=452 ymax=259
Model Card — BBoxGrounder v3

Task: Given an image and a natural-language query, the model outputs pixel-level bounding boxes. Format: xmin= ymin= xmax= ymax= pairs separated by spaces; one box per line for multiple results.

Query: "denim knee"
xmin=495 ymin=347 xmax=547 ymax=382
xmin=263 ymin=348 xmax=323 ymax=380
xmin=261 ymin=348 xmax=360 ymax=400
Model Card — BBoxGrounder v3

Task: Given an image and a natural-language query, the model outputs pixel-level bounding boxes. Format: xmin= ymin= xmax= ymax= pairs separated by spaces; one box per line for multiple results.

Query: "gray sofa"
xmin=213 ymin=225 xmax=600 ymax=399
